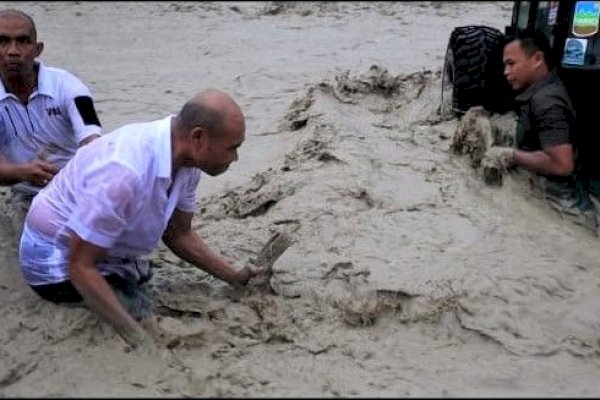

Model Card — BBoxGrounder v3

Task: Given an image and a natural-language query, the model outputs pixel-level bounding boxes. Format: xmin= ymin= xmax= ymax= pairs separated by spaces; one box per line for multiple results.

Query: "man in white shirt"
xmin=0 ymin=9 xmax=102 ymax=237
xmin=19 ymin=89 xmax=263 ymax=347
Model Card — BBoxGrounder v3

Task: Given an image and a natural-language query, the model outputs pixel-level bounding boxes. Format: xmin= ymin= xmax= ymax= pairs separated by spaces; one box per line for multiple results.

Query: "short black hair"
xmin=511 ymin=29 xmax=555 ymax=69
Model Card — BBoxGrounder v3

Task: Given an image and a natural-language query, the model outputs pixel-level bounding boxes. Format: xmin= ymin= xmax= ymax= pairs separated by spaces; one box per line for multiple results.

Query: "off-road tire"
xmin=441 ymin=25 xmax=510 ymax=116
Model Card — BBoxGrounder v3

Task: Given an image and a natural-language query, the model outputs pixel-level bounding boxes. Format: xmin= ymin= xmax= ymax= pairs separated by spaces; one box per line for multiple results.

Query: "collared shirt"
xmin=514 ymin=69 xmax=575 ymax=152
xmin=19 ymin=115 xmax=201 ymax=285
xmin=0 ymin=62 xmax=102 ymax=195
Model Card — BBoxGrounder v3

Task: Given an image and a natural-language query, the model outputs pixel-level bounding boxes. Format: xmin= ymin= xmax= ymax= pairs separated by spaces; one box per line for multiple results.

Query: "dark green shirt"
xmin=514 ymin=69 xmax=575 ymax=184
xmin=515 ymin=69 xmax=575 ymax=152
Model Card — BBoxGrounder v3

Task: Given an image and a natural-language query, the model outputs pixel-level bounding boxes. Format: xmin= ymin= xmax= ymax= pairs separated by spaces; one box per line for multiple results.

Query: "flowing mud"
xmin=1 ymin=1 xmax=600 ymax=397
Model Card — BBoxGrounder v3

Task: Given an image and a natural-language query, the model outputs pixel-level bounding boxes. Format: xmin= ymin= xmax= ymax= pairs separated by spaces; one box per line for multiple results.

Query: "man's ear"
xmin=191 ymin=125 xmax=209 ymax=149
xmin=35 ymin=41 xmax=44 ymax=58
xmin=532 ymin=50 xmax=545 ymax=68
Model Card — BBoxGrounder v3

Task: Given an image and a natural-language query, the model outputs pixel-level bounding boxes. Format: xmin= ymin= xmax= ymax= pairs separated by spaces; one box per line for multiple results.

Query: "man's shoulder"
xmin=39 ymin=64 xmax=89 ymax=93
xmin=529 ymin=78 xmax=572 ymax=111
xmin=536 ymin=72 xmax=570 ymax=97
xmin=108 ymin=116 xmax=171 ymax=150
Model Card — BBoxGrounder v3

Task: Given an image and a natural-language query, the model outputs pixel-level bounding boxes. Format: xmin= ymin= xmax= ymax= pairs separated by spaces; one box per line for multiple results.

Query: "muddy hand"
xmin=238 ymin=264 xmax=266 ymax=285
xmin=481 ymin=146 xmax=514 ymax=186
xmin=249 ymin=231 xmax=293 ymax=291
xmin=482 ymin=146 xmax=514 ymax=169
xmin=122 ymin=325 xmax=158 ymax=353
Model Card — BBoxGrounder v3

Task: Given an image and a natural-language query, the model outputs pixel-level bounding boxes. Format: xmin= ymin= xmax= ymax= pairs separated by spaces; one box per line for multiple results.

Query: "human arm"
xmin=68 ymin=231 xmax=148 ymax=346
xmin=513 ymin=143 xmax=574 ymax=176
xmin=62 ymin=72 xmax=103 ymax=147
xmin=162 ymin=208 xmax=259 ymax=285
xmin=65 ymin=161 xmax=149 ymax=345
xmin=0 ymin=152 xmax=58 ymax=186
xmin=78 ymin=133 xmax=101 ymax=147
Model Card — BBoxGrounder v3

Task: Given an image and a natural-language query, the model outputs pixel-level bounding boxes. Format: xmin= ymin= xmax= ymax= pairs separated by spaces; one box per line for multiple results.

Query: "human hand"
xmin=121 ymin=325 xmax=157 ymax=352
xmin=481 ymin=146 xmax=514 ymax=170
xmin=24 ymin=159 xmax=59 ymax=187
xmin=234 ymin=264 xmax=266 ymax=286
xmin=481 ymin=146 xmax=514 ymax=186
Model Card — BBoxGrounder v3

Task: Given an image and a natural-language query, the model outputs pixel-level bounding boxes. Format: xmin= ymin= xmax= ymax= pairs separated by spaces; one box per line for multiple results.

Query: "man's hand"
xmin=69 ymin=233 xmax=150 ymax=349
xmin=24 ymin=159 xmax=59 ymax=187
xmin=233 ymin=264 xmax=265 ymax=286
xmin=122 ymin=326 xmax=157 ymax=351
xmin=481 ymin=146 xmax=515 ymax=186
xmin=482 ymin=146 xmax=514 ymax=169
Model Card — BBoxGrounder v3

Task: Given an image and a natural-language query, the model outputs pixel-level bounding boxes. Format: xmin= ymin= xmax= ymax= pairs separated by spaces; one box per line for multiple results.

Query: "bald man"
xmin=19 ymin=90 xmax=261 ymax=346
xmin=0 ymin=9 xmax=102 ymax=237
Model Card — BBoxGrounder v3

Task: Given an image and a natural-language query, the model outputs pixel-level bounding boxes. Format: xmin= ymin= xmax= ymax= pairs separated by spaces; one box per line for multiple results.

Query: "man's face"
xmin=0 ymin=15 xmax=42 ymax=79
xmin=195 ymin=119 xmax=245 ymax=176
xmin=503 ymin=40 xmax=540 ymax=92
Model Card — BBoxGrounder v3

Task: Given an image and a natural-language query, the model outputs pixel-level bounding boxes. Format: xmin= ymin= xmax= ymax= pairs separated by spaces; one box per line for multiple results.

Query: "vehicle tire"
xmin=440 ymin=25 xmax=510 ymax=116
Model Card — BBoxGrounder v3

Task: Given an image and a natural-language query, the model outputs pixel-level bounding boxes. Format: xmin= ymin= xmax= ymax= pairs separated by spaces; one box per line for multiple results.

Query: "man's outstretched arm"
xmin=162 ymin=209 xmax=261 ymax=286
xmin=514 ymin=143 xmax=574 ymax=176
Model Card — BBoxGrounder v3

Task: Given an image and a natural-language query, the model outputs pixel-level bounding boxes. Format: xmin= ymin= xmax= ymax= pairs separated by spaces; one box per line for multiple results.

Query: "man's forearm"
xmin=78 ymin=134 xmax=101 ymax=147
xmin=164 ymin=230 xmax=242 ymax=285
xmin=69 ymin=261 xmax=146 ymax=344
xmin=513 ymin=149 xmax=572 ymax=176
xmin=0 ymin=162 xmax=25 ymax=185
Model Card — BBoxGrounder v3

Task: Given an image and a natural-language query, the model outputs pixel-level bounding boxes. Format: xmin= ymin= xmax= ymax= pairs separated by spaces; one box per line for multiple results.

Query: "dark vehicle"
xmin=441 ymin=0 xmax=600 ymax=181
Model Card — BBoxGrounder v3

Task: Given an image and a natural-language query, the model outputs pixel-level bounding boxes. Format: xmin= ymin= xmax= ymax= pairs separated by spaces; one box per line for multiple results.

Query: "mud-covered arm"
xmin=65 ymin=162 xmax=150 ymax=346
xmin=68 ymin=232 xmax=148 ymax=345
xmin=162 ymin=208 xmax=256 ymax=286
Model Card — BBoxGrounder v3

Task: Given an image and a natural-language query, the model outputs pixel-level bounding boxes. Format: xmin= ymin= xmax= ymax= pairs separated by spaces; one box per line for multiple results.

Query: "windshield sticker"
xmin=563 ymin=37 xmax=588 ymax=65
xmin=572 ymin=1 xmax=600 ymax=37
xmin=548 ymin=1 xmax=559 ymax=25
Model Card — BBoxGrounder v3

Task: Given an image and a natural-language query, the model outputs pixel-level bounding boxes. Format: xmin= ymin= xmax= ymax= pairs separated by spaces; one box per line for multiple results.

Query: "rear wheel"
xmin=440 ymin=25 xmax=509 ymax=117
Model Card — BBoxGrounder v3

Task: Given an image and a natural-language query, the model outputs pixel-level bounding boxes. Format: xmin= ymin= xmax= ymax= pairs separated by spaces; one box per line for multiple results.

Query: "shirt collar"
xmin=156 ymin=115 xmax=174 ymax=179
xmin=35 ymin=62 xmax=54 ymax=97
xmin=514 ymin=69 xmax=560 ymax=102
xmin=0 ymin=61 xmax=53 ymax=101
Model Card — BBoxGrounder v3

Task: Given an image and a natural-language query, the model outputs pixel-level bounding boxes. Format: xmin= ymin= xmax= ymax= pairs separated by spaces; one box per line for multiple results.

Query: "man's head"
xmin=503 ymin=30 xmax=553 ymax=92
xmin=175 ymin=89 xmax=245 ymax=176
xmin=0 ymin=9 xmax=42 ymax=80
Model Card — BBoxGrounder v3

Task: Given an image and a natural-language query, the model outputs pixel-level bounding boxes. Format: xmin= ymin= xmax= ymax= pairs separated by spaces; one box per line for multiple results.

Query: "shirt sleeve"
xmin=61 ymin=73 xmax=102 ymax=145
xmin=66 ymin=161 xmax=143 ymax=249
xmin=531 ymin=93 xmax=572 ymax=149
xmin=176 ymin=168 xmax=201 ymax=213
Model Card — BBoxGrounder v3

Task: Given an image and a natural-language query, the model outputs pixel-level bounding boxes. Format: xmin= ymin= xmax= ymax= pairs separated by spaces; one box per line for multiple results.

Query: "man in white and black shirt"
xmin=0 ymin=9 xmax=102 ymax=236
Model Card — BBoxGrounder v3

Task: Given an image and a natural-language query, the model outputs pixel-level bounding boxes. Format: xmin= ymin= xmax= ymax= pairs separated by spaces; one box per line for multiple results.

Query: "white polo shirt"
xmin=0 ymin=62 xmax=102 ymax=194
xmin=19 ymin=115 xmax=202 ymax=285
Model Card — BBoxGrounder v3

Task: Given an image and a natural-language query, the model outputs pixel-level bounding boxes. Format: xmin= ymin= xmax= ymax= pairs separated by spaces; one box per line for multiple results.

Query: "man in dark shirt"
xmin=482 ymin=30 xmax=593 ymax=228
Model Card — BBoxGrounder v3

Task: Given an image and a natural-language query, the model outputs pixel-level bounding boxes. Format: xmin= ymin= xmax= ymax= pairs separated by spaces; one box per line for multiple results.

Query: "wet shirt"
xmin=514 ymin=69 xmax=575 ymax=153
xmin=19 ymin=115 xmax=201 ymax=285
xmin=0 ymin=62 xmax=102 ymax=195
xmin=514 ymin=69 xmax=576 ymax=185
